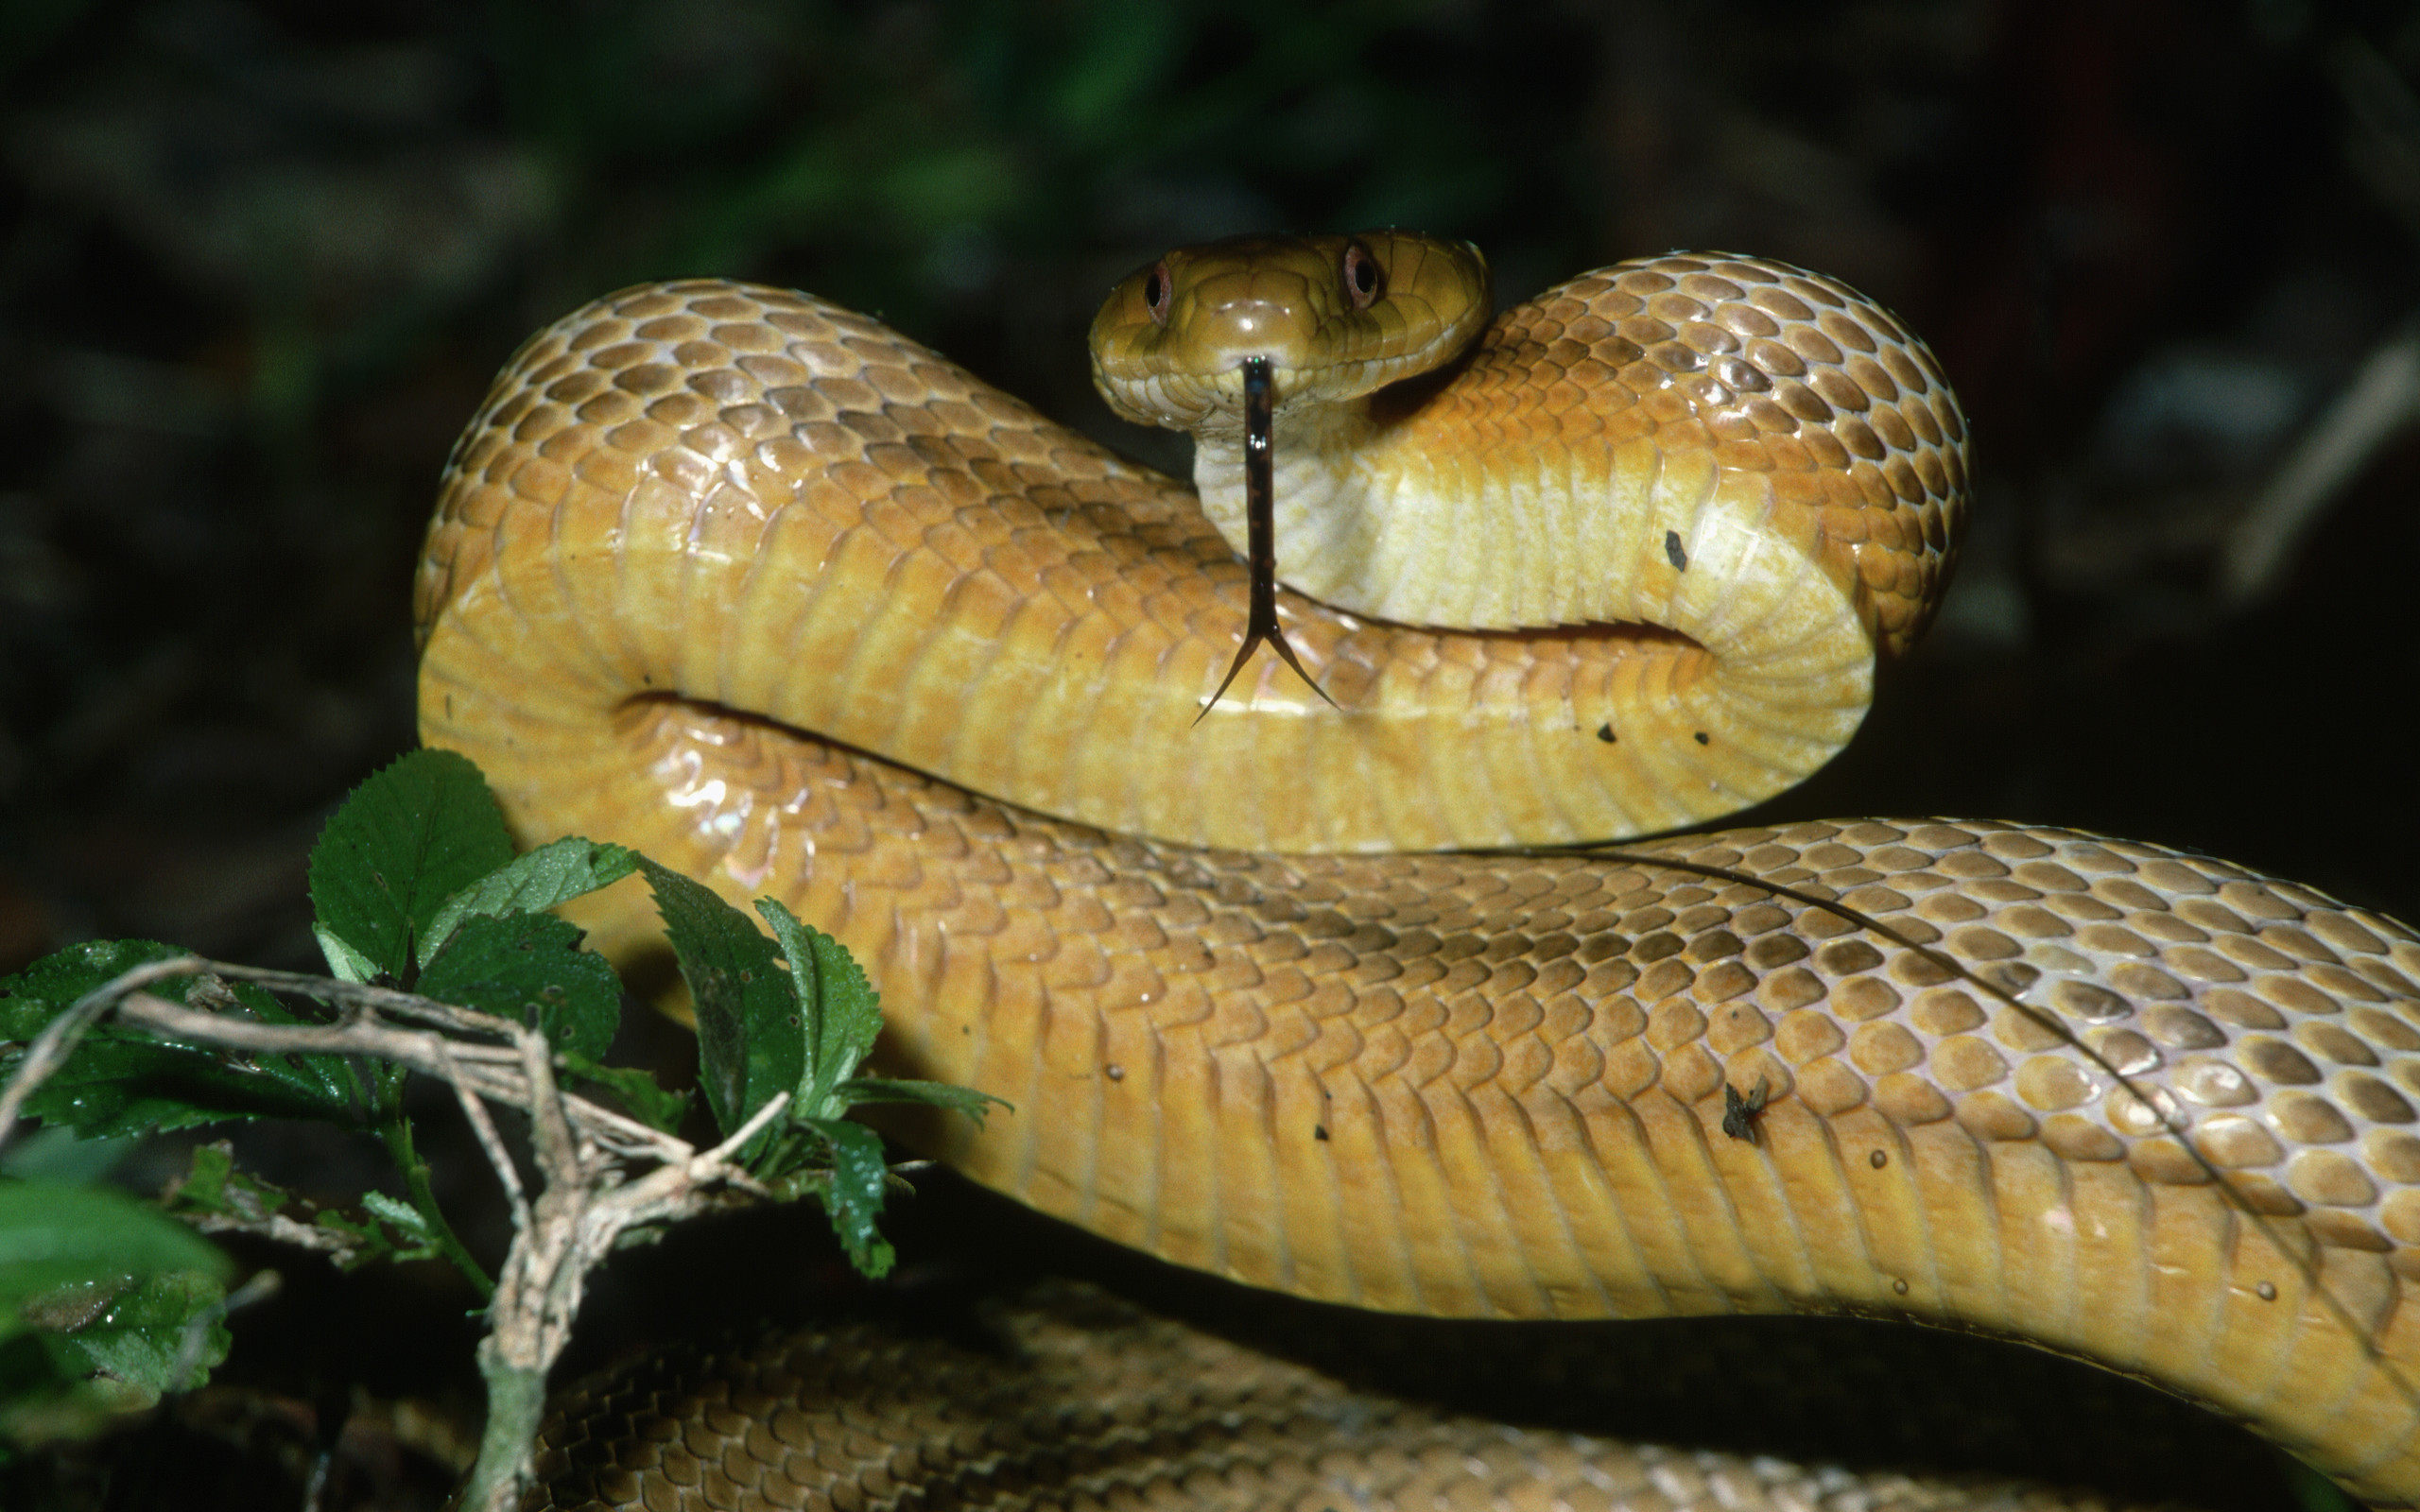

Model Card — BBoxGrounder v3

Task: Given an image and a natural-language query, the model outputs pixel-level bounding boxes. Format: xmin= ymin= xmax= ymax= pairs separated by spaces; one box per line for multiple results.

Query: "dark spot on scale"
xmin=1720 ymin=1076 xmax=1770 ymax=1143
xmin=1665 ymin=530 xmax=1687 ymax=570
xmin=1106 ymin=1064 xmax=1125 ymax=1081
xmin=1693 ymin=731 xmax=1710 ymax=746
xmin=1313 ymin=1125 xmax=1330 ymax=1142
xmin=2257 ymin=1280 xmax=2277 ymax=1301
xmin=1596 ymin=723 xmax=1616 ymax=744
xmin=1893 ymin=1279 xmax=1910 ymax=1296
xmin=1869 ymin=1149 xmax=1887 ymax=1169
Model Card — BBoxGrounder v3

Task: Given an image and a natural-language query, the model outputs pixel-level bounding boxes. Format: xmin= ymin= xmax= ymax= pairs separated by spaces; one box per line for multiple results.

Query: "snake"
xmin=411 ymin=233 xmax=2420 ymax=1508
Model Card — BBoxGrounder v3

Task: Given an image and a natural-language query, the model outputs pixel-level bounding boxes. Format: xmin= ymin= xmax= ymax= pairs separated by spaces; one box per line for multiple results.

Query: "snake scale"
xmin=410 ymin=235 xmax=2420 ymax=1507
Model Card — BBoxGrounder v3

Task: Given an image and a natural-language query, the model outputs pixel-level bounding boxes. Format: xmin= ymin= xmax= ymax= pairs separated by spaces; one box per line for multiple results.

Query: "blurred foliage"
xmin=3 ymin=1 xmax=1629 ymax=453
xmin=5 ymin=0 xmax=2411 ymax=967
xmin=481 ymin=1 xmax=1587 ymax=300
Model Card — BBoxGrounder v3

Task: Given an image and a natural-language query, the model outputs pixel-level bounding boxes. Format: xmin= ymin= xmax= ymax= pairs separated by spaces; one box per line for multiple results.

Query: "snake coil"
xmin=415 ymin=241 xmax=2420 ymax=1506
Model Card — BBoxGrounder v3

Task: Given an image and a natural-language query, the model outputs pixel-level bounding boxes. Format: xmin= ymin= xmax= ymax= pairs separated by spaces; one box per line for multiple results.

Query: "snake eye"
xmin=1144 ymin=261 xmax=1172 ymax=327
xmin=1341 ymin=241 xmax=1383 ymax=309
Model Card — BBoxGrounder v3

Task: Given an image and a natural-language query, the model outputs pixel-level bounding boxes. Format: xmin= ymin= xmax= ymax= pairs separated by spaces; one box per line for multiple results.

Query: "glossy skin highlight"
xmin=414 ymin=244 xmax=2420 ymax=1506
xmin=1090 ymin=232 xmax=1495 ymax=433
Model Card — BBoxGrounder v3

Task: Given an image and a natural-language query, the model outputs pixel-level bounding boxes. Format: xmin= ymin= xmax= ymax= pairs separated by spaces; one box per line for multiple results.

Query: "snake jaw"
xmin=427 ymin=267 xmax=2420 ymax=1502
xmin=1088 ymin=231 xmax=1492 ymax=430
xmin=1089 ymin=232 xmax=1489 ymax=718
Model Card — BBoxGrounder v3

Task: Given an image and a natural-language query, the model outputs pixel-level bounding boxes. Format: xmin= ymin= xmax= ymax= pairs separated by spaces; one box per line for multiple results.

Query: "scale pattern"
xmin=463 ymin=696 xmax=2420 ymax=1504
xmin=522 ymin=1287 xmax=2162 ymax=1512
xmin=1419 ymin=253 xmax=1967 ymax=652
xmin=412 ymin=258 xmax=2420 ymax=1505
xmin=416 ymin=259 xmax=1957 ymax=853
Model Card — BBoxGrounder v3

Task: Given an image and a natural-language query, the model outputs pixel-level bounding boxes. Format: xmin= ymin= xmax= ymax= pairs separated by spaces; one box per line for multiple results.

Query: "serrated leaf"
xmin=359 ymin=1191 xmax=432 ymax=1243
xmin=802 ymin=1118 xmax=894 ymax=1279
xmin=0 ymin=939 xmax=186 ymax=1042
xmin=307 ymin=749 xmax=513 ymax=984
xmin=355 ymin=1193 xmax=441 ymax=1265
xmin=835 ymin=1076 xmax=1007 ymax=1124
xmin=559 ymin=1052 xmax=688 ymax=1134
xmin=418 ymin=912 xmax=620 ymax=1062
xmin=312 ymin=925 xmax=381 ymax=986
xmin=0 ymin=1183 xmax=229 ymax=1321
xmin=755 ymin=901 xmax=880 ymax=1120
xmin=418 ymin=837 xmax=639 ymax=969
xmin=638 ymin=861 xmax=800 ymax=1143
xmin=0 ymin=942 xmax=357 ymax=1137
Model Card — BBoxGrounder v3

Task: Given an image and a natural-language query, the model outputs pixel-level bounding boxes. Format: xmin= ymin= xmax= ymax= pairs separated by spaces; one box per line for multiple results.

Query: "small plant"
xmin=0 ymin=749 xmax=999 ymax=1508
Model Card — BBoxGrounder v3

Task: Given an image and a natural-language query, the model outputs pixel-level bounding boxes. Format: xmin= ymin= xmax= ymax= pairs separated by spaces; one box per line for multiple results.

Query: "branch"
xmin=0 ymin=955 xmax=789 ymax=1512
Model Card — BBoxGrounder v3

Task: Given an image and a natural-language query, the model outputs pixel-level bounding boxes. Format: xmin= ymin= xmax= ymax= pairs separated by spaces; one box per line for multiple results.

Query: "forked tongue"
xmin=1195 ymin=355 xmax=1338 ymax=723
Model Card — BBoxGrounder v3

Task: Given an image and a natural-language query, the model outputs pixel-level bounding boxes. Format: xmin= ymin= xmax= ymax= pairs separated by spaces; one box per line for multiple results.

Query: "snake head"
xmin=1089 ymin=232 xmax=1491 ymax=434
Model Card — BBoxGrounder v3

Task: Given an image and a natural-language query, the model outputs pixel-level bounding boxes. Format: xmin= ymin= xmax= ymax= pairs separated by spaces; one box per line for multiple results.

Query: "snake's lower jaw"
xmin=1091 ymin=231 xmax=1495 ymax=426
xmin=419 ymin=254 xmax=2420 ymax=1506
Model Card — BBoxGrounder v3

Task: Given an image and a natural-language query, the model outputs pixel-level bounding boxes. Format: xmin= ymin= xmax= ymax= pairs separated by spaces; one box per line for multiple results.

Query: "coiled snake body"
xmin=413 ymin=236 xmax=2420 ymax=1507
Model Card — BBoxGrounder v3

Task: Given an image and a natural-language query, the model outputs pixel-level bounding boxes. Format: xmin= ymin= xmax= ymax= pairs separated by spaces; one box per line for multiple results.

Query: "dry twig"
xmin=0 ymin=955 xmax=789 ymax=1512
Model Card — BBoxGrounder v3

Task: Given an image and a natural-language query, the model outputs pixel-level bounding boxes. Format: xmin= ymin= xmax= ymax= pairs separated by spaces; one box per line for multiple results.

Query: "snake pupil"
xmin=1144 ymin=262 xmax=1172 ymax=326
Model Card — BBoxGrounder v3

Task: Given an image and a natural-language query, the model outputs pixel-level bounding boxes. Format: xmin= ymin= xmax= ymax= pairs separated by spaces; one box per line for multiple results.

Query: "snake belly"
xmin=414 ymin=260 xmax=2420 ymax=1505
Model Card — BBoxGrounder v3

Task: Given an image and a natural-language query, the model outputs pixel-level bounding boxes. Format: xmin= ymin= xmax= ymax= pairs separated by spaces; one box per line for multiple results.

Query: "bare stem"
xmin=0 ymin=955 xmax=787 ymax=1512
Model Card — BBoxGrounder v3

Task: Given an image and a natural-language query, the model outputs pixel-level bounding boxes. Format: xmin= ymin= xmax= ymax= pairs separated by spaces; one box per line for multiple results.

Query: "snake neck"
xmin=1186 ymin=398 xmax=1417 ymax=624
xmin=1194 ymin=398 xmax=1616 ymax=632
xmin=1186 ymin=387 xmax=1833 ymax=645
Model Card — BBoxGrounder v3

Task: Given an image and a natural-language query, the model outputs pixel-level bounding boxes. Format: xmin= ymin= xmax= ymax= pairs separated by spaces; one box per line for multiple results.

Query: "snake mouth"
xmin=1088 ymin=231 xmax=1493 ymax=431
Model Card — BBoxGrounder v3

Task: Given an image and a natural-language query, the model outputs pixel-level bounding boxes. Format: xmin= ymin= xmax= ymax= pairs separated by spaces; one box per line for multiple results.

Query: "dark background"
xmin=4 ymin=0 xmax=2418 ymax=1506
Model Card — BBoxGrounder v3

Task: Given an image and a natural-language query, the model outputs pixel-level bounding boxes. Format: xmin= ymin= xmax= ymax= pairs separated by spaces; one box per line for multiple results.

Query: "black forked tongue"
xmin=1196 ymin=355 xmax=1338 ymax=723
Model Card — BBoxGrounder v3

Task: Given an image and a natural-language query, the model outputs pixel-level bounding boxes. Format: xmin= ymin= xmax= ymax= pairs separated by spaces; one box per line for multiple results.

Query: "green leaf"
xmin=0 ymin=1182 xmax=229 ymax=1324
xmin=307 ymin=749 xmax=513 ymax=983
xmin=418 ymin=913 xmax=620 ymax=1062
xmin=0 ymin=938 xmax=182 ymax=1043
xmin=802 ymin=1118 xmax=894 ymax=1279
xmin=311 ymin=926 xmax=382 ymax=987
xmin=417 ymin=837 xmax=639 ymax=969
xmin=0 ymin=1264 xmax=230 ymax=1448
xmin=39 ymin=1269 xmax=229 ymax=1402
xmin=638 ymin=861 xmax=800 ymax=1143
xmin=358 ymin=1192 xmax=441 ymax=1264
xmin=162 ymin=1143 xmax=291 ymax=1228
xmin=559 ymin=1053 xmax=688 ymax=1134
xmin=755 ymin=901 xmax=880 ymax=1120
xmin=309 ymin=1211 xmax=393 ymax=1272
xmin=835 ymin=1076 xmax=1006 ymax=1125
xmin=0 ymin=942 xmax=357 ymax=1137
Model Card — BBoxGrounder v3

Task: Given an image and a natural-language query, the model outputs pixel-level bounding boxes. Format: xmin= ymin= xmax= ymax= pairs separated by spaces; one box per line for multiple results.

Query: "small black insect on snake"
xmin=1721 ymin=1075 xmax=1772 ymax=1143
